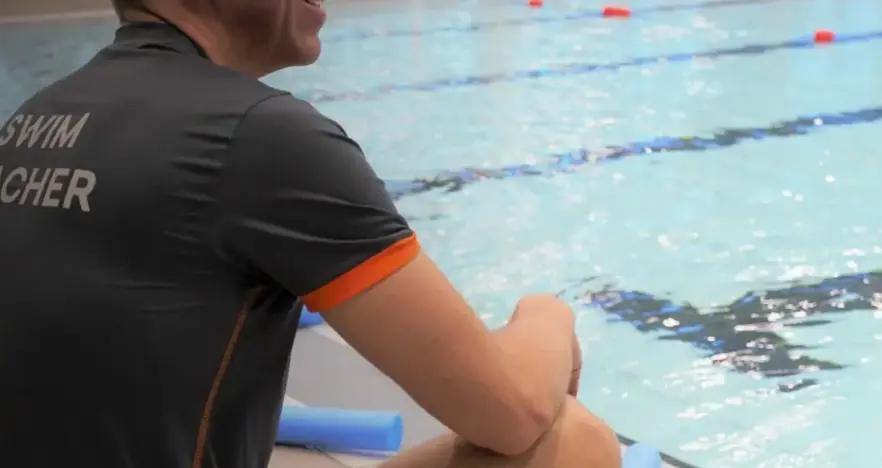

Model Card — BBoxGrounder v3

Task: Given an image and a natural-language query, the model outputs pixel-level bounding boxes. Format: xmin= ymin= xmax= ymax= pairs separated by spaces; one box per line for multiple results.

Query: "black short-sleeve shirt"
xmin=0 ymin=22 xmax=417 ymax=468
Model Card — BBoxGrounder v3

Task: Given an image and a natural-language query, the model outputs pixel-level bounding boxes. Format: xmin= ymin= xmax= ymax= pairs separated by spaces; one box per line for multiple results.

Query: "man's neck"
xmin=121 ymin=8 xmax=267 ymax=77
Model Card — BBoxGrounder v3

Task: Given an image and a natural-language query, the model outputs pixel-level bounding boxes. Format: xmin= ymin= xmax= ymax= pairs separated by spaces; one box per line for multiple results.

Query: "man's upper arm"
xmin=215 ymin=96 xmax=548 ymax=453
xmin=216 ymin=95 xmax=418 ymax=310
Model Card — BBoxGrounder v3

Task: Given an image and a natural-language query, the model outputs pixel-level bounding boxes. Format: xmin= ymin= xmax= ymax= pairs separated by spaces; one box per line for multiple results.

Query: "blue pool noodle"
xmin=622 ymin=443 xmax=662 ymax=468
xmin=298 ymin=308 xmax=324 ymax=328
xmin=277 ymin=405 xmax=403 ymax=452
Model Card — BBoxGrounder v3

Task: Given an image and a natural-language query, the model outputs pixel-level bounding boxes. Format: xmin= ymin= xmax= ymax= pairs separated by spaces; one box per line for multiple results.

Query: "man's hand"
xmin=507 ymin=295 xmax=582 ymax=397
xmin=506 ymin=294 xmax=582 ymax=397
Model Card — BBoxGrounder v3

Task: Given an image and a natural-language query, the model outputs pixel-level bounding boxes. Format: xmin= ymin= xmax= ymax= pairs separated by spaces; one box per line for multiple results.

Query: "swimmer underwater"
xmin=0 ymin=1 xmax=621 ymax=467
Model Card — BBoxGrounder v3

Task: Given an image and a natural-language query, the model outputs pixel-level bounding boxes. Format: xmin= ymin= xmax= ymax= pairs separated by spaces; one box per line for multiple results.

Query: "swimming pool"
xmin=4 ymin=0 xmax=882 ymax=465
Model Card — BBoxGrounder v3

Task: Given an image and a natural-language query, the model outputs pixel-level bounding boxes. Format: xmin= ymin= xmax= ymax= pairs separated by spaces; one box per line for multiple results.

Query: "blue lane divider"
xmin=382 ymin=105 xmax=882 ymax=200
xmin=322 ymin=0 xmax=798 ymax=43
xmin=304 ymin=30 xmax=882 ymax=103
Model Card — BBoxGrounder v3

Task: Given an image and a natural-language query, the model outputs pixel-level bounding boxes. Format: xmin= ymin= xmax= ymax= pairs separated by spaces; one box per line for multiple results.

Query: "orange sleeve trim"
xmin=302 ymin=234 xmax=420 ymax=312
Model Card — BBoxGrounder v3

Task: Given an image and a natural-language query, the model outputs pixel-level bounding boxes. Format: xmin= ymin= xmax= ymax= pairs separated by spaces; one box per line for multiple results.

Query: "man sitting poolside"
xmin=0 ymin=1 xmax=622 ymax=467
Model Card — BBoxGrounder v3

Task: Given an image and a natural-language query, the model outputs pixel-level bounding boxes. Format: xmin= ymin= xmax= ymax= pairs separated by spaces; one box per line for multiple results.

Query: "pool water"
xmin=4 ymin=0 xmax=882 ymax=466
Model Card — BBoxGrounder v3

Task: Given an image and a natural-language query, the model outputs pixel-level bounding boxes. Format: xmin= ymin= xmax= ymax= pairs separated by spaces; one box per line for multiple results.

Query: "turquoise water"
xmin=4 ymin=1 xmax=882 ymax=466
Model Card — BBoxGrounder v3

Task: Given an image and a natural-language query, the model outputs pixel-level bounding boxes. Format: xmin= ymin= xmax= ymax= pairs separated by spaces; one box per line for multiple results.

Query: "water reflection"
xmin=562 ymin=271 xmax=882 ymax=391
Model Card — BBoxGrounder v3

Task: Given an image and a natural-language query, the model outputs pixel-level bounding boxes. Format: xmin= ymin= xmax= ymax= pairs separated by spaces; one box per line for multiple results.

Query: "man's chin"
xmin=288 ymin=40 xmax=321 ymax=67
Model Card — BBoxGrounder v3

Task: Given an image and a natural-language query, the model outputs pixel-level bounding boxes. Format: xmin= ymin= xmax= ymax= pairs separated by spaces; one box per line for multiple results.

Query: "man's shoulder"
xmin=131 ymin=54 xmax=329 ymax=129
xmin=232 ymin=93 xmax=347 ymax=151
xmin=241 ymin=93 xmax=339 ymax=132
xmin=49 ymin=44 xmax=298 ymax=108
xmin=221 ymin=94 xmax=368 ymax=196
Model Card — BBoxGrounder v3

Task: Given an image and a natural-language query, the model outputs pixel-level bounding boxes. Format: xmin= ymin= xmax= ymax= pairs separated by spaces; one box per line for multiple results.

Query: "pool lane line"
xmin=305 ymin=30 xmax=882 ymax=103
xmin=617 ymin=433 xmax=698 ymax=468
xmin=382 ymin=105 xmax=882 ymax=200
xmin=322 ymin=0 xmax=798 ymax=43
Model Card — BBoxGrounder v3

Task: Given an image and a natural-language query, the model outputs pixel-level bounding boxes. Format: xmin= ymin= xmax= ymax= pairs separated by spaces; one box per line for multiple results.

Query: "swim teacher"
xmin=0 ymin=1 xmax=621 ymax=467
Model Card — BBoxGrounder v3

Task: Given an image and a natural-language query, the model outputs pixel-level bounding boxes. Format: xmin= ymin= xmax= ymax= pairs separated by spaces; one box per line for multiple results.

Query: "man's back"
xmin=0 ymin=3 xmax=625 ymax=467
xmin=0 ymin=22 xmax=301 ymax=468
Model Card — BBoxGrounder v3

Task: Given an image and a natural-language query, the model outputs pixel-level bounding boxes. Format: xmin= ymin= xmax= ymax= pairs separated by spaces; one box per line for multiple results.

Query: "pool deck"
xmin=283 ymin=324 xmax=682 ymax=468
